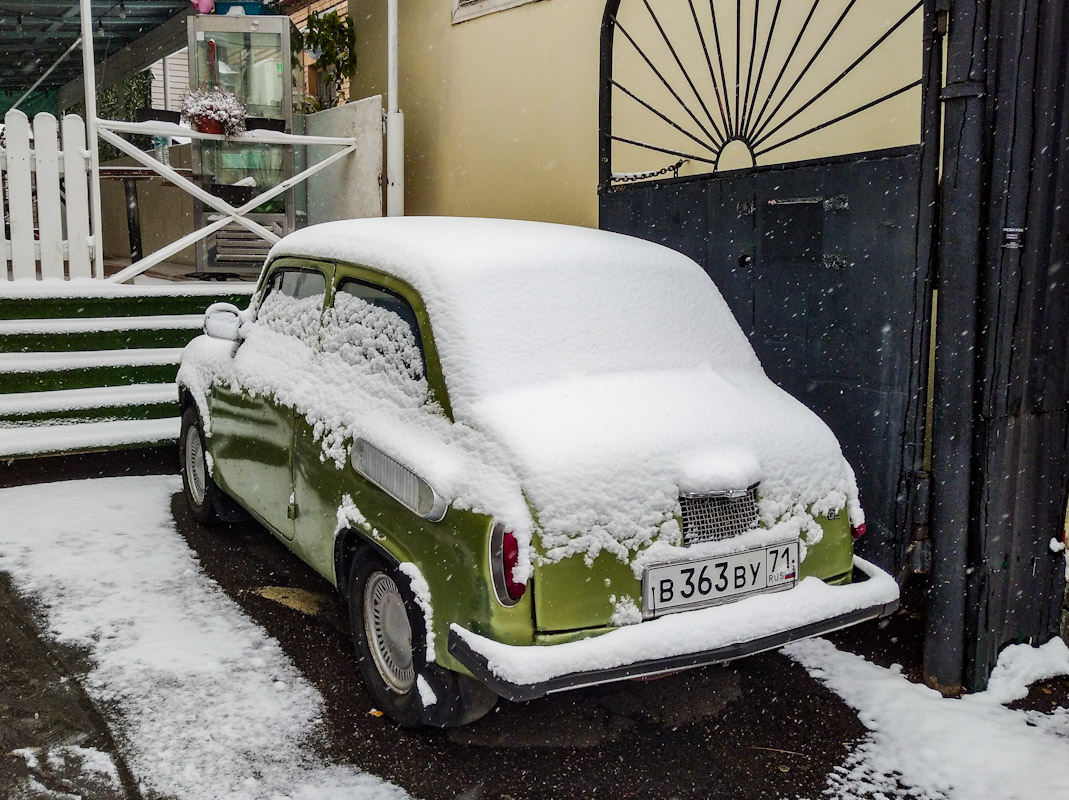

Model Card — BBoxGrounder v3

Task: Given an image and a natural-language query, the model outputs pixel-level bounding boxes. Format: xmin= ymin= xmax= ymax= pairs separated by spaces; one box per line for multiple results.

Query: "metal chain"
xmin=610 ymin=159 xmax=689 ymax=183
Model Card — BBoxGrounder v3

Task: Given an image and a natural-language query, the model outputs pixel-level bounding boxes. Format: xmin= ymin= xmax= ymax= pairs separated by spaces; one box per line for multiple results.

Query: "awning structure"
xmin=0 ymin=0 xmax=400 ymax=283
xmin=0 ymin=1 xmax=191 ymax=110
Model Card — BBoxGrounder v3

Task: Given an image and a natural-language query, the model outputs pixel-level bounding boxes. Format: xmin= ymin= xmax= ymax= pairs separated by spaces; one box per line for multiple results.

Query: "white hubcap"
xmin=184 ymin=425 xmax=206 ymax=506
xmin=364 ymin=572 xmax=415 ymax=694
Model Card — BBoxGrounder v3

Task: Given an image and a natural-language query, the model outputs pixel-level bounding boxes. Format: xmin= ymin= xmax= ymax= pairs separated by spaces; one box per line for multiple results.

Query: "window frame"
xmin=451 ymin=0 xmax=546 ymax=25
xmin=328 ymin=276 xmax=428 ymax=383
xmin=261 ymin=266 xmax=329 ymax=305
xmin=328 ymin=262 xmax=454 ymax=421
xmin=254 ymin=259 xmax=334 ymax=344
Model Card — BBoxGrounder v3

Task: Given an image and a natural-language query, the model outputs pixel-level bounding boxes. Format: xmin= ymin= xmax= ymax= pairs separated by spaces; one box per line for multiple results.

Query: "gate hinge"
xmin=940 ymin=81 xmax=985 ymax=101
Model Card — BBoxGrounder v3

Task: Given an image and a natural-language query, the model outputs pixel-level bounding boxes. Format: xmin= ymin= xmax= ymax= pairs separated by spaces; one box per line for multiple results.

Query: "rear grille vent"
xmin=679 ymin=485 xmax=759 ymax=546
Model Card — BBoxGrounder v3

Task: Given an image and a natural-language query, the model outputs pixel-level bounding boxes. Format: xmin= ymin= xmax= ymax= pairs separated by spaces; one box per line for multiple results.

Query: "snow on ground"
xmin=785 ymin=637 xmax=1069 ymax=800
xmin=12 ymin=745 xmax=125 ymax=799
xmin=0 ymin=475 xmax=408 ymax=800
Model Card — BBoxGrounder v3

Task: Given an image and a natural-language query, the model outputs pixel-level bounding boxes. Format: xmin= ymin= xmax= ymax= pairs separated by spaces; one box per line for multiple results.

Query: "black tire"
xmin=179 ymin=407 xmax=221 ymax=524
xmin=348 ymin=554 xmax=498 ymax=727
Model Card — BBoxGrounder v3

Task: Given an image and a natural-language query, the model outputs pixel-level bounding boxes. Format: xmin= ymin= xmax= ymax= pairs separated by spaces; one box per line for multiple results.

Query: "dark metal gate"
xmin=598 ymin=0 xmax=938 ymax=578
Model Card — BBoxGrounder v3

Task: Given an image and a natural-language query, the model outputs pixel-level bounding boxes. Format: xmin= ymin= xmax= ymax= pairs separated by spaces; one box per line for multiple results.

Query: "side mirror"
xmin=203 ymin=303 xmax=243 ymax=341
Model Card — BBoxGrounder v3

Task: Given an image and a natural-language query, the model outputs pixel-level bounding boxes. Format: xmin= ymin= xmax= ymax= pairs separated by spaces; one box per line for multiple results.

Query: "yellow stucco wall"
xmin=347 ymin=0 xmax=921 ymax=227
xmin=348 ymin=0 xmax=603 ymax=227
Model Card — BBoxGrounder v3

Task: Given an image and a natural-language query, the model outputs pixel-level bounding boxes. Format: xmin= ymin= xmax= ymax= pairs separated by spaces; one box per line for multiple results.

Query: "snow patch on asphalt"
xmin=785 ymin=637 xmax=1069 ymax=800
xmin=0 ymin=475 xmax=408 ymax=800
xmin=13 ymin=745 xmax=124 ymax=798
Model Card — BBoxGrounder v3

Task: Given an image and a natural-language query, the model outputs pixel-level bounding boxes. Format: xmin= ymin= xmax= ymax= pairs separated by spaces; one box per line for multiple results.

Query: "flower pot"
xmin=194 ymin=116 xmax=224 ymax=135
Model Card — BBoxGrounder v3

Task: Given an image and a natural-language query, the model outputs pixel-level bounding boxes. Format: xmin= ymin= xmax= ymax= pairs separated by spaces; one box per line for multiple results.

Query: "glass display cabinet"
xmin=187 ymin=13 xmax=294 ymax=274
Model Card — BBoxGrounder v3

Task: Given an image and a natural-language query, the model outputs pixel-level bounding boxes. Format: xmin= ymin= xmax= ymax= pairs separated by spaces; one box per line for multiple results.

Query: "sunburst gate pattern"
xmin=604 ymin=0 xmax=924 ymax=182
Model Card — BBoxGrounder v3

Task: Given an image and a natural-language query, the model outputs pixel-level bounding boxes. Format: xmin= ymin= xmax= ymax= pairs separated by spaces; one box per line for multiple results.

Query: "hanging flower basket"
xmin=193 ymin=116 xmax=225 ymax=135
xmin=180 ymin=88 xmax=247 ymax=140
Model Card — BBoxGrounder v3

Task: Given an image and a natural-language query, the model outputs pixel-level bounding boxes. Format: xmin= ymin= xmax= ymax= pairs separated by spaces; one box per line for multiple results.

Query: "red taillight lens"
xmin=502 ymin=531 xmax=526 ymax=601
xmin=851 ymin=523 xmax=867 ymax=540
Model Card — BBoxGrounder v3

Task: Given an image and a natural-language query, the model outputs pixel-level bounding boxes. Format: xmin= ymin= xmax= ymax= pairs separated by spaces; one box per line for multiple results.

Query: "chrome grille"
xmin=679 ymin=486 xmax=759 ymax=545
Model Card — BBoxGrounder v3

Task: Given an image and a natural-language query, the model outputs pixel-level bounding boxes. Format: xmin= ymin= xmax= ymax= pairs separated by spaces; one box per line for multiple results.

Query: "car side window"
xmin=256 ymin=267 xmax=327 ymax=346
xmin=322 ymin=279 xmax=427 ymax=394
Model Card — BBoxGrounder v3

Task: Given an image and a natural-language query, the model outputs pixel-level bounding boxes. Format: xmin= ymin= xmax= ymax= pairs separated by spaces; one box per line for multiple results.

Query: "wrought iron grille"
xmin=679 ymin=487 xmax=759 ymax=546
xmin=601 ymin=0 xmax=924 ymax=181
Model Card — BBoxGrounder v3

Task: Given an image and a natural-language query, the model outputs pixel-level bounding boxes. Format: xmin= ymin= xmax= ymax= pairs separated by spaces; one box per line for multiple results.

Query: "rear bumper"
xmin=448 ymin=556 xmax=899 ymax=701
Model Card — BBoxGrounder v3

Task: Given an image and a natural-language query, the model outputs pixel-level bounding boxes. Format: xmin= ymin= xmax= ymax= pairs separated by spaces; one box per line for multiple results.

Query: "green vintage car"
xmin=177 ymin=217 xmax=899 ymax=727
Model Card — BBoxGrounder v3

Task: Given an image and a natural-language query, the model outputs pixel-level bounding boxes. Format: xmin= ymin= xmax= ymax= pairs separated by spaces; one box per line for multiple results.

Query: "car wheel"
xmin=179 ymin=407 xmax=220 ymax=524
xmin=348 ymin=555 xmax=498 ymax=727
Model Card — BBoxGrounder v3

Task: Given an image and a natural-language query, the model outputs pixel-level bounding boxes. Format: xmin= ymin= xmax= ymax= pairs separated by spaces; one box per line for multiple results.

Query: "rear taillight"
xmin=851 ymin=523 xmax=867 ymax=540
xmin=491 ymin=524 xmax=526 ymax=606
xmin=502 ymin=532 xmax=526 ymax=601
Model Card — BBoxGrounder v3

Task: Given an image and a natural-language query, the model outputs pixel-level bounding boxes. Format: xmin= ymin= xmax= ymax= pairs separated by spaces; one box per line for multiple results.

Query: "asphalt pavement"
xmin=0 ymin=448 xmax=1030 ymax=800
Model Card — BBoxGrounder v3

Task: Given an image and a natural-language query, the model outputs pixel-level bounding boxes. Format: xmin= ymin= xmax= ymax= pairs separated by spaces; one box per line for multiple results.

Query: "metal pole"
xmin=123 ymin=178 xmax=143 ymax=261
xmin=598 ymin=2 xmax=623 ymax=201
xmin=162 ymin=54 xmax=171 ymax=111
xmin=386 ymin=0 xmax=404 ymax=216
xmin=79 ymin=0 xmax=105 ymax=279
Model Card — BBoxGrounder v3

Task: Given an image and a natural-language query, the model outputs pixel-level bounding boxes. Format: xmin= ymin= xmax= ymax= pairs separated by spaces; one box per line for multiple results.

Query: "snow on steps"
xmin=0 ymin=384 xmax=177 ymax=416
xmin=0 ymin=281 xmax=253 ymax=458
xmin=0 ymin=418 xmax=181 ymax=458
xmin=0 ymin=383 xmax=178 ymax=430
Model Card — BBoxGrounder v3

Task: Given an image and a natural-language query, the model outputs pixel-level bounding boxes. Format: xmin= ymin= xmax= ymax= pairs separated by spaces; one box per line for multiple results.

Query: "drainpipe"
xmin=385 ymin=0 xmax=404 ymax=216
xmin=384 ymin=0 xmax=401 ymax=216
xmin=79 ymin=0 xmax=104 ymax=278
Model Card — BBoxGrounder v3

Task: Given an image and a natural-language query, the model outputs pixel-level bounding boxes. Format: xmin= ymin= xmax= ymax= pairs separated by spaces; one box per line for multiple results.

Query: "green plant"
xmin=71 ymin=70 xmax=154 ymax=160
xmin=292 ymin=10 xmax=357 ymax=112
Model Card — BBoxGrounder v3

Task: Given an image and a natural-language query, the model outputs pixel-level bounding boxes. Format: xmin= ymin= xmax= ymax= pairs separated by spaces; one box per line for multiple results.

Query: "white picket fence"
xmin=2 ymin=109 xmax=95 ymax=281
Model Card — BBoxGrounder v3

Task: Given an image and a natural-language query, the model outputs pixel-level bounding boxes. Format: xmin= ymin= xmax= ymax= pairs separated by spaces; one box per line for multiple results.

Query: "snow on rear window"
xmin=321 ymin=284 xmax=426 ymax=399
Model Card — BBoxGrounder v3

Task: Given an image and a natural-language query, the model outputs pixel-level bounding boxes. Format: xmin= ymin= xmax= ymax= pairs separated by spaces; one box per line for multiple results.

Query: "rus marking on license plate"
xmin=642 ymin=540 xmax=800 ymax=617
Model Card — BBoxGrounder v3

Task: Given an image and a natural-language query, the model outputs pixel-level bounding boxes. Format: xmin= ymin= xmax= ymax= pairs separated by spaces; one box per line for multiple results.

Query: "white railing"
xmin=2 ymin=109 xmax=95 ymax=281
xmin=96 ymin=119 xmax=359 ymax=284
xmin=0 ymin=109 xmax=363 ymax=284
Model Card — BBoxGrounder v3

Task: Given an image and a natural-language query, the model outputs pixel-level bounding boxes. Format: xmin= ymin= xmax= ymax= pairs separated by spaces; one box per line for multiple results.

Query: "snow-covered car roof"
xmin=269 ymin=216 xmax=762 ymax=410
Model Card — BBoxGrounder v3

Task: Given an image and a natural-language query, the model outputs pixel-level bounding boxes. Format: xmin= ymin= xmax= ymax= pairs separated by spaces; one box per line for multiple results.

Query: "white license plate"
xmin=643 ymin=540 xmax=799 ymax=617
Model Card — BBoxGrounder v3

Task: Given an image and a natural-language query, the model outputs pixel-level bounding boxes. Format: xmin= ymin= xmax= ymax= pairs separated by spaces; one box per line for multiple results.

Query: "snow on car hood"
xmin=183 ymin=218 xmax=862 ymax=580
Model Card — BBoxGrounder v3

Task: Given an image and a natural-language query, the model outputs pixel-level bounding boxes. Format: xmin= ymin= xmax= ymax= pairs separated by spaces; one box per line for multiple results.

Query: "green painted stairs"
xmin=0 ymin=283 xmax=254 ymax=459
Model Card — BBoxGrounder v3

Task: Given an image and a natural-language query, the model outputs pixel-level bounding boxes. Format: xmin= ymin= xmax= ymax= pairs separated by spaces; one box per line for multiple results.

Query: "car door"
xmin=291 ymin=274 xmax=431 ymax=581
xmin=210 ymin=260 xmax=332 ymax=541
